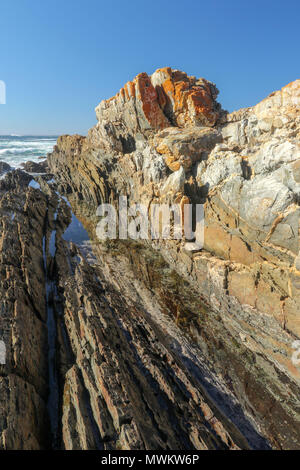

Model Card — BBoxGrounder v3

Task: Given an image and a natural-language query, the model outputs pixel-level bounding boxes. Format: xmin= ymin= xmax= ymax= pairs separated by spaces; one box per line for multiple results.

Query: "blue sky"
xmin=0 ymin=0 xmax=299 ymax=135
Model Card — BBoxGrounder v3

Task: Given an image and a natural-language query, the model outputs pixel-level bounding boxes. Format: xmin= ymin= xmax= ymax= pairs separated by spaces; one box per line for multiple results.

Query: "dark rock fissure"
xmin=43 ymin=208 xmax=59 ymax=448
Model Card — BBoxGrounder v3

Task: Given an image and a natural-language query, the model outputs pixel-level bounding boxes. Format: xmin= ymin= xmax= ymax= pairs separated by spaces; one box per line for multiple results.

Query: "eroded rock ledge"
xmin=0 ymin=170 xmax=259 ymax=450
xmin=0 ymin=68 xmax=299 ymax=450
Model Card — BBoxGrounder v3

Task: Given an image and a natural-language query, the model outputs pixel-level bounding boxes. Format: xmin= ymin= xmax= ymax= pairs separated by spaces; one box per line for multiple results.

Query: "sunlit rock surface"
xmin=48 ymin=72 xmax=300 ymax=449
xmin=0 ymin=70 xmax=299 ymax=450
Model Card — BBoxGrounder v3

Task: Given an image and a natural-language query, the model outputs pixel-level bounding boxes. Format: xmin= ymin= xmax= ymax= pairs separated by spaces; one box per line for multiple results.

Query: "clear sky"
xmin=0 ymin=0 xmax=299 ymax=135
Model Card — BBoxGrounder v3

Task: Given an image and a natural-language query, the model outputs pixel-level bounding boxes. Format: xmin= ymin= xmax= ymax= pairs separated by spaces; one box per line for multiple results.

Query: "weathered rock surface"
xmin=0 ymin=69 xmax=299 ymax=450
xmin=21 ymin=160 xmax=49 ymax=173
xmin=55 ymin=239 xmax=252 ymax=450
xmin=48 ymin=71 xmax=300 ymax=449
xmin=0 ymin=161 xmax=11 ymax=175
xmin=88 ymin=67 xmax=222 ymax=154
xmin=154 ymin=126 xmax=222 ymax=170
xmin=0 ymin=170 xmax=50 ymax=449
xmin=0 ymin=169 xmax=259 ymax=450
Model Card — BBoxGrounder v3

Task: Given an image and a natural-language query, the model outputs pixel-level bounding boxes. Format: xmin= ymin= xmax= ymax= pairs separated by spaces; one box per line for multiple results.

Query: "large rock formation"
xmin=0 ymin=68 xmax=299 ymax=450
xmin=48 ymin=69 xmax=300 ymax=449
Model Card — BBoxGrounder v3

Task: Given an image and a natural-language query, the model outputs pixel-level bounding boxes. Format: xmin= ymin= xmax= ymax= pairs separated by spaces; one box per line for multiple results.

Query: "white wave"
xmin=0 ymin=142 xmax=55 ymax=149
xmin=0 ymin=136 xmax=56 ymax=168
xmin=0 ymin=147 xmax=36 ymax=154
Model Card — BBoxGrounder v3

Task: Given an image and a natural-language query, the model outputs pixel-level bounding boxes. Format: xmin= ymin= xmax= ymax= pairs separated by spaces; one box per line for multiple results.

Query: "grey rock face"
xmin=21 ymin=160 xmax=49 ymax=173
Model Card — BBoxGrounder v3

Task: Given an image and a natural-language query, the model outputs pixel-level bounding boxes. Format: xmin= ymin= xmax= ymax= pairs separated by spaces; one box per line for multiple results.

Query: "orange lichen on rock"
xmin=124 ymin=80 xmax=136 ymax=99
xmin=135 ymin=72 xmax=169 ymax=130
xmin=151 ymin=67 xmax=220 ymax=127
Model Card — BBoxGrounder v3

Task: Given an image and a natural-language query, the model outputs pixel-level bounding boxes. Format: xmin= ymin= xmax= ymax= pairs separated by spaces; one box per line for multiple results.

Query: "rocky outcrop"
xmin=88 ymin=67 xmax=222 ymax=153
xmin=0 ymin=69 xmax=299 ymax=450
xmin=0 ymin=168 xmax=261 ymax=450
xmin=201 ymin=79 xmax=300 ymax=340
xmin=0 ymin=162 xmax=11 ymax=175
xmin=54 ymin=239 xmax=252 ymax=450
xmin=48 ymin=70 xmax=300 ymax=449
xmin=21 ymin=160 xmax=49 ymax=173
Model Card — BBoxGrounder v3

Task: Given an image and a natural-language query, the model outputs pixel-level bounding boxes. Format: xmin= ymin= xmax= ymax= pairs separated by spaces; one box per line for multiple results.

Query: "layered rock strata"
xmin=0 ymin=69 xmax=299 ymax=450
xmin=0 ymin=170 xmax=262 ymax=450
xmin=48 ymin=70 xmax=300 ymax=449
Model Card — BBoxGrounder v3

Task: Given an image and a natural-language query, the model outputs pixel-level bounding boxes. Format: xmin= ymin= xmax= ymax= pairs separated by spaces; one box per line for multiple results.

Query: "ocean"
xmin=0 ymin=135 xmax=57 ymax=168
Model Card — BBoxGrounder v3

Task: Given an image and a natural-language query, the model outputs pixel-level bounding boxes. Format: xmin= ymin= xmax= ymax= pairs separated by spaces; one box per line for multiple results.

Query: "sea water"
xmin=0 ymin=135 xmax=57 ymax=168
